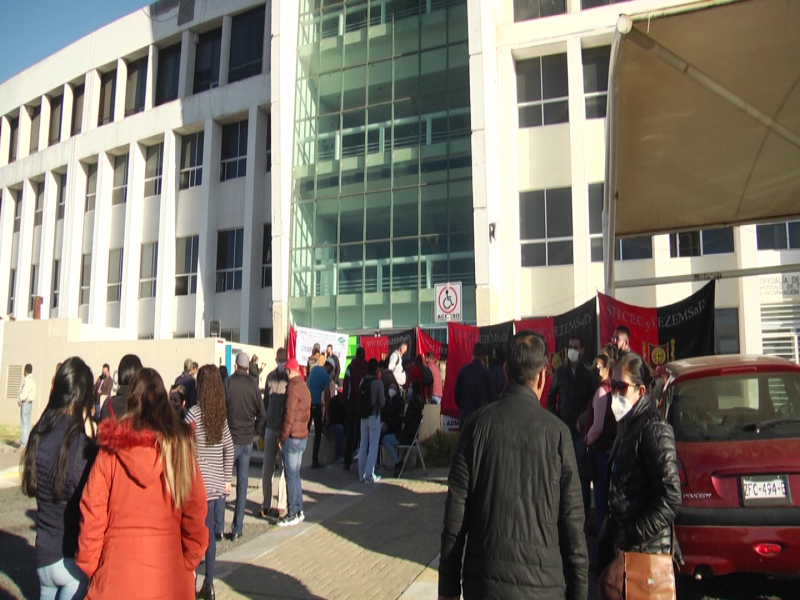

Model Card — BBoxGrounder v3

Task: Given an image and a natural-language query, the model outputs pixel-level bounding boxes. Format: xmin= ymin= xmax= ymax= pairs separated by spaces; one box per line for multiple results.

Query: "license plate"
xmin=742 ymin=475 xmax=791 ymax=506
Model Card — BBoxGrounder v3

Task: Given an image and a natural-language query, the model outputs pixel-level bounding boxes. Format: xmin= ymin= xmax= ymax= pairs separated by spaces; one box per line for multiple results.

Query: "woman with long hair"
xmin=77 ymin=368 xmax=208 ymax=599
xmin=98 ymin=354 xmax=142 ymax=421
xmin=22 ymin=357 xmax=97 ymax=600
xmin=187 ymin=365 xmax=234 ymax=600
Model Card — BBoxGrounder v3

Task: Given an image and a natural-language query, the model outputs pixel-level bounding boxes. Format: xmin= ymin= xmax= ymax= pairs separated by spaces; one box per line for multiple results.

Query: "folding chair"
xmin=396 ymin=417 xmax=427 ymax=479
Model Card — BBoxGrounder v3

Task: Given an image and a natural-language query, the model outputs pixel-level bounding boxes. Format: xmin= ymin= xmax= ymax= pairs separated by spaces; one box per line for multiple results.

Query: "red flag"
xmin=417 ymin=328 xmax=444 ymax=360
xmin=513 ymin=318 xmax=556 ymax=408
xmin=441 ymin=323 xmax=480 ymax=419
xmin=287 ymin=325 xmax=297 ymax=361
xmin=361 ymin=336 xmax=389 ymax=362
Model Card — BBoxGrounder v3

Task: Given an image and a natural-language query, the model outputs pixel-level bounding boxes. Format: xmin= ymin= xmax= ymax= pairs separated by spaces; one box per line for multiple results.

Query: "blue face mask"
xmin=277 ymin=361 xmax=286 ymax=373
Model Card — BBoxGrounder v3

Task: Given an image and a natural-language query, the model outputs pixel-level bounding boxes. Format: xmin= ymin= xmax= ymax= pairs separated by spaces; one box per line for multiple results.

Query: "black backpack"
xmin=357 ymin=376 xmax=376 ymax=418
xmin=421 ymin=365 xmax=434 ymax=387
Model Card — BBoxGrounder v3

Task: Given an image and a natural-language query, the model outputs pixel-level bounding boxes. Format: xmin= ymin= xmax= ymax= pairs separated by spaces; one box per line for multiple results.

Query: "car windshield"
xmin=669 ymin=372 xmax=800 ymax=442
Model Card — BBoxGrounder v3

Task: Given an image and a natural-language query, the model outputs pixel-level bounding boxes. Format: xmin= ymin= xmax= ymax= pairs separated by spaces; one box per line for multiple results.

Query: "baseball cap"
xmin=286 ymin=358 xmax=301 ymax=373
xmin=236 ymin=352 xmax=250 ymax=368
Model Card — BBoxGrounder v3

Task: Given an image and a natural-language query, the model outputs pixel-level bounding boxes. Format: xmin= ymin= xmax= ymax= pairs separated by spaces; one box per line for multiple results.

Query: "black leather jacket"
xmin=599 ymin=395 xmax=682 ymax=569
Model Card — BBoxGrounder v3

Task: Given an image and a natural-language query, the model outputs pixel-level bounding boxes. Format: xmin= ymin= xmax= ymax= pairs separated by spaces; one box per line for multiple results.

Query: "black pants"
xmin=309 ymin=405 xmax=323 ymax=465
xmin=343 ymin=408 xmax=360 ymax=469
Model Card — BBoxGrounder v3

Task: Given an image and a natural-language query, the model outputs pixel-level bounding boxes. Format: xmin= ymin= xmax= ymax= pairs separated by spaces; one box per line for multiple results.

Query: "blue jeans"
xmin=326 ymin=423 xmax=344 ymax=460
xmin=232 ymin=443 xmax=252 ymax=534
xmin=283 ymin=437 xmax=307 ymax=516
xmin=37 ymin=558 xmax=88 ymax=600
xmin=205 ymin=498 xmax=225 ymax=582
xmin=358 ymin=416 xmax=382 ymax=482
xmin=20 ymin=402 xmax=32 ymax=447
xmin=214 ymin=494 xmax=225 ymax=535
xmin=594 ymin=451 xmax=611 ymax=535
xmin=383 ymin=433 xmax=400 ymax=464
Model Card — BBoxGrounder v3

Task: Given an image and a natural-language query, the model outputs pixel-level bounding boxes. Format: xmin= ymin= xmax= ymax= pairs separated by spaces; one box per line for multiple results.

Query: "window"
xmin=582 ymin=0 xmax=632 ymax=9
xmin=49 ymin=95 xmax=63 ymax=145
xmin=221 ymin=329 xmax=240 ymax=343
xmin=124 ymin=57 xmax=148 ymax=116
xmin=669 ymin=228 xmax=734 ymax=257
xmin=8 ymin=269 xmax=16 ymax=314
xmin=715 ymin=307 xmax=740 ymax=355
xmin=220 ymin=120 xmax=248 ymax=181
xmin=107 ymin=249 xmax=123 ymax=302
xmin=98 ymin=70 xmax=117 ymax=126
xmin=266 ymin=114 xmax=272 ymax=172
xmin=112 ymin=154 xmax=128 ymax=205
xmin=34 ymin=181 xmax=44 ymax=227
xmin=29 ymin=105 xmax=41 ymax=154
xmin=229 ymin=6 xmax=265 ymax=83
xmin=28 ymin=265 xmax=39 ymax=313
xmin=56 ymin=173 xmax=66 ymax=220
xmin=139 ymin=243 xmax=158 ymax=299
xmin=757 ymin=221 xmax=800 ymax=251
xmin=583 ymin=46 xmax=610 ymax=119
xmin=79 ymin=254 xmax=91 ymax=305
xmin=155 ymin=43 xmax=181 ymax=105
xmin=51 ymin=259 xmax=60 ymax=309
xmin=180 ymin=132 xmax=204 ymax=189
xmin=8 ymin=117 xmax=18 ymax=163
xmin=216 ymin=228 xmax=244 ymax=292
xmin=260 ymin=328 xmax=273 ymax=347
xmin=12 ymin=192 xmax=21 ymax=233
xmin=176 ymin=235 xmax=199 ymax=296
xmin=85 ymin=163 xmax=97 ymax=212
xmin=71 ymin=84 xmax=84 ymax=136
xmin=144 ymin=144 xmax=163 ymax=197
xmin=516 ymin=54 xmax=569 ymax=128
xmin=588 ymin=183 xmax=652 ymax=261
xmin=261 ymin=223 xmax=272 ymax=287
xmin=514 ymin=0 xmax=566 ymax=22
xmin=194 ymin=29 xmax=222 ymax=93
xmin=520 ymin=187 xmax=573 ymax=266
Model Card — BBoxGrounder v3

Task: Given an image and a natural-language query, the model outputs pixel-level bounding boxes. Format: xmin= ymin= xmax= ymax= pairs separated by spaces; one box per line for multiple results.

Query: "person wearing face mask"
xmin=260 ymin=348 xmax=289 ymax=520
xmin=597 ymin=352 xmax=682 ymax=589
xmin=547 ymin=335 xmax=595 ymax=528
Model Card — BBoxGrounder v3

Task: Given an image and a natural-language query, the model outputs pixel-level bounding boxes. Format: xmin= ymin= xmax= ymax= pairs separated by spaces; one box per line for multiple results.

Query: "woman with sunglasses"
xmin=597 ymin=352 xmax=682 ymax=581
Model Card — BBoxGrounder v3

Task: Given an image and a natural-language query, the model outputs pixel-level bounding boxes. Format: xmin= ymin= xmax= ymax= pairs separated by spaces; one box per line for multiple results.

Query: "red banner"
xmin=598 ymin=293 xmax=659 ymax=357
xmin=441 ymin=323 xmax=480 ymax=418
xmin=417 ymin=328 xmax=444 ymax=360
xmin=361 ymin=336 xmax=389 ymax=362
xmin=287 ymin=325 xmax=297 ymax=361
xmin=513 ymin=318 xmax=556 ymax=408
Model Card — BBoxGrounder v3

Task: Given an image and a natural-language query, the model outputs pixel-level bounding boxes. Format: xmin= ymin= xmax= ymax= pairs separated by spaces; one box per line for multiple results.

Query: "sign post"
xmin=435 ymin=282 xmax=462 ymax=323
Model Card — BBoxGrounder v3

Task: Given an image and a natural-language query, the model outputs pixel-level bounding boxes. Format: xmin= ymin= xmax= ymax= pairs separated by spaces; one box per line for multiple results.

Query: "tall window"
xmin=180 ymin=132 xmax=204 ymax=189
xmin=520 ymin=187 xmax=573 ymax=267
xmin=112 ymin=154 xmax=129 ymax=205
xmin=85 ymin=163 xmax=98 ymax=212
xmin=144 ymin=144 xmax=164 ymax=197
xmin=261 ymin=223 xmax=271 ymax=288
xmin=107 ymin=249 xmax=123 ymax=302
xmin=229 ymin=5 xmax=266 ymax=83
xmin=34 ymin=181 xmax=44 ymax=227
xmin=71 ymin=84 xmax=84 ymax=136
xmin=176 ymin=235 xmax=199 ymax=295
xmin=139 ymin=242 xmax=158 ymax=299
xmin=216 ymin=228 xmax=244 ymax=292
xmin=193 ymin=28 xmax=222 ymax=93
xmin=28 ymin=265 xmax=39 ymax=313
xmin=220 ymin=120 xmax=248 ymax=181
xmin=29 ymin=105 xmax=41 ymax=154
xmin=79 ymin=255 xmax=91 ymax=305
xmin=583 ymin=46 xmax=610 ymax=119
xmin=8 ymin=268 xmax=16 ymax=314
xmin=669 ymin=228 xmax=734 ymax=257
xmin=155 ymin=43 xmax=181 ymax=106
xmin=514 ymin=0 xmax=566 ymax=22
xmin=588 ymin=183 xmax=652 ymax=261
xmin=715 ymin=307 xmax=740 ymax=355
xmin=98 ymin=70 xmax=117 ymax=126
xmin=51 ymin=259 xmax=60 ymax=310
xmin=266 ymin=113 xmax=272 ymax=172
xmin=757 ymin=221 xmax=800 ymax=250
xmin=12 ymin=191 xmax=21 ymax=233
xmin=49 ymin=95 xmax=63 ymax=145
xmin=8 ymin=117 xmax=18 ymax=163
xmin=56 ymin=173 xmax=67 ymax=220
xmin=124 ymin=57 xmax=148 ymax=116
xmin=516 ymin=54 xmax=569 ymax=128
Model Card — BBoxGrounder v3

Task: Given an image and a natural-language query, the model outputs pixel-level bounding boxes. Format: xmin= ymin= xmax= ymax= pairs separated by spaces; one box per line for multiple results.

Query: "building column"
xmin=15 ymin=181 xmax=36 ymax=319
xmin=0 ymin=189 xmax=14 ymax=313
xmin=38 ymin=172 xmax=59 ymax=318
xmin=736 ymin=225 xmax=763 ymax=353
xmin=145 ymin=44 xmax=158 ymax=112
xmin=155 ymin=129 xmax=179 ymax=339
xmin=39 ymin=95 xmax=52 ymax=151
xmin=89 ymin=153 xmax=114 ymax=325
xmin=219 ymin=15 xmax=233 ymax=87
xmin=178 ymin=30 xmax=198 ymax=99
xmin=0 ymin=115 xmax=10 ymax=168
xmin=120 ymin=142 xmax=145 ymax=333
xmin=61 ymin=84 xmax=74 ymax=143
xmin=86 ymin=70 xmax=102 ymax=133
xmin=195 ymin=119 xmax=222 ymax=338
xmin=18 ymin=105 xmax=31 ymax=161
xmin=114 ymin=58 xmax=128 ymax=123
xmin=62 ymin=160 xmax=87 ymax=319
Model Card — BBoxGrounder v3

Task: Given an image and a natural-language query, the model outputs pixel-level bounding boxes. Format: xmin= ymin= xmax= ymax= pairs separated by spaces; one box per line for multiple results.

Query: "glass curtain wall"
xmin=289 ymin=0 xmax=474 ymax=332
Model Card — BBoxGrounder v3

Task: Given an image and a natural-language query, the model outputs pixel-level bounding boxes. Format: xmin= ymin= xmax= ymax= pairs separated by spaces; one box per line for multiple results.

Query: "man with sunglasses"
xmin=612 ymin=325 xmax=631 ymax=357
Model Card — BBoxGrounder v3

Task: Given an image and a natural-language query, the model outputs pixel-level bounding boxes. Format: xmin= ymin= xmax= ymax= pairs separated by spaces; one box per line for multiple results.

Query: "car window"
xmin=669 ymin=374 xmax=800 ymax=442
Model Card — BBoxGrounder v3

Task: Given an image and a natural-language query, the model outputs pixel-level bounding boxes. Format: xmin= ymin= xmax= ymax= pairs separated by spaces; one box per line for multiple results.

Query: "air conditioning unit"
xmin=209 ymin=319 xmax=221 ymax=338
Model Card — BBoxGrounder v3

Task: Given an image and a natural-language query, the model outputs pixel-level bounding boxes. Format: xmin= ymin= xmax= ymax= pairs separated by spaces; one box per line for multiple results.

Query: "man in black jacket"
xmin=440 ymin=331 xmax=588 ymax=600
xmin=453 ymin=343 xmax=495 ymax=427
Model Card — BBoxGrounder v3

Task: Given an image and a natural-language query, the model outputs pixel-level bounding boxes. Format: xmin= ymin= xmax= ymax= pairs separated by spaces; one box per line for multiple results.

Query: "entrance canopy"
xmin=603 ymin=0 xmax=800 ymax=291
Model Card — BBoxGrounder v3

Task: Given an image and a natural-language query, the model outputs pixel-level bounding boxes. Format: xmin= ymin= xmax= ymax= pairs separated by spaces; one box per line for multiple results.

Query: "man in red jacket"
xmin=278 ymin=358 xmax=311 ymax=527
xmin=342 ymin=347 xmax=368 ymax=471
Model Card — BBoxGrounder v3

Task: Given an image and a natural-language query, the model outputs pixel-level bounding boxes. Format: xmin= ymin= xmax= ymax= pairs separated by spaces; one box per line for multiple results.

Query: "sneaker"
xmin=366 ymin=475 xmax=382 ymax=483
xmin=278 ymin=513 xmax=301 ymax=527
xmin=298 ymin=511 xmax=306 ymax=523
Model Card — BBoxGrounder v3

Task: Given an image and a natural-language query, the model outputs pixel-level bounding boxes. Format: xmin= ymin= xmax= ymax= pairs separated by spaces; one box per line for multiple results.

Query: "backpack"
xmin=421 ymin=365 xmax=434 ymax=387
xmin=357 ymin=376 xmax=376 ymax=418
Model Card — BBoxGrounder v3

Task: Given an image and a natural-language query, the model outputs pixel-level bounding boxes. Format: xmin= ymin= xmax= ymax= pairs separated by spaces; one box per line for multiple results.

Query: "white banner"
xmin=294 ymin=326 xmax=350 ymax=368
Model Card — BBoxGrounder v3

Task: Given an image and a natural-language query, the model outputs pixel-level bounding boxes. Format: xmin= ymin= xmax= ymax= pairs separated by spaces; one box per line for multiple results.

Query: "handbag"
xmin=598 ymin=528 xmax=677 ymax=600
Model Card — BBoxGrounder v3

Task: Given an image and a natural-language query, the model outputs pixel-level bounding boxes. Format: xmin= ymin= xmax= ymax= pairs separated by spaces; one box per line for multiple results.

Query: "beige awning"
xmin=610 ymin=0 xmax=800 ymax=238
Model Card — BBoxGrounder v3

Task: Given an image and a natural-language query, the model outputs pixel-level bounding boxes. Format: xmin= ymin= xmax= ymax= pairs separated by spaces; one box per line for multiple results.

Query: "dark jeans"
xmin=214 ymin=494 xmax=225 ymax=535
xmin=594 ymin=451 xmax=611 ymax=535
xmin=326 ymin=423 xmax=344 ymax=460
xmin=343 ymin=409 xmax=360 ymax=468
xmin=205 ymin=498 xmax=225 ymax=582
xmin=572 ymin=432 xmax=592 ymax=523
xmin=232 ymin=443 xmax=252 ymax=534
xmin=309 ymin=404 xmax=323 ymax=464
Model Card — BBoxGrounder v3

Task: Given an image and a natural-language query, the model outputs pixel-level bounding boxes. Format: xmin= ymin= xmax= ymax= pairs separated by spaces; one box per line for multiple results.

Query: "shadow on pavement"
xmin=215 ymin=562 xmax=326 ymax=599
xmin=0 ymin=530 xmax=37 ymax=600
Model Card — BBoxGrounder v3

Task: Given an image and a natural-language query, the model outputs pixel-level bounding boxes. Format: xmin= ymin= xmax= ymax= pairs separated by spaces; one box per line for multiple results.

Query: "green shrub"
xmin=421 ymin=430 xmax=460 ymax=468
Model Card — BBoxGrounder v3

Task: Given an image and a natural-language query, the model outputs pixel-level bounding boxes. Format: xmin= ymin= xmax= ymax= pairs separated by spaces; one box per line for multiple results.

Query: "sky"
xmin=0 ymin=0 xmax=150 ymax=85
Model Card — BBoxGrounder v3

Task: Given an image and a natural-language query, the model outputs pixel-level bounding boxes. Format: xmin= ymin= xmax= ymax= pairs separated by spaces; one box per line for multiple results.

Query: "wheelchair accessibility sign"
xmin=435 ymin=282 xmax=462 ymax=323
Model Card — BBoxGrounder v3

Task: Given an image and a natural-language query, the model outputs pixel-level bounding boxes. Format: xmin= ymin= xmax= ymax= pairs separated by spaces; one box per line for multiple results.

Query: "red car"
xmin=654 ymin=355 xmax=800 ymax=579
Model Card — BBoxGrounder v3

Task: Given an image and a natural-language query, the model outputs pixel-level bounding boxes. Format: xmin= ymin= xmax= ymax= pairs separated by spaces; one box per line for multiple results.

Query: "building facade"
xmin=0 ymin=0 xmax=798 ymax=360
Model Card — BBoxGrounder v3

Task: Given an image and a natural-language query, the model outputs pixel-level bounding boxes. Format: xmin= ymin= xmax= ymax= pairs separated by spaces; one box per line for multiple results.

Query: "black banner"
xmin=388 ymin=329 xmax=417 ymax=360
xmin=554 ymin=297 xmax=598 ymax=363
xmin=479 ymin=321 xmax=514 ymax=356
xmin=653 ymin=281 xmax=716 ymax=366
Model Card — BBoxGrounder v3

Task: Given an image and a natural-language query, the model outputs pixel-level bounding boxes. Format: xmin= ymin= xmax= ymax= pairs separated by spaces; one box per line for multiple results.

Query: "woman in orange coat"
xmin=77 ymin=368 xmax=208 ymax=599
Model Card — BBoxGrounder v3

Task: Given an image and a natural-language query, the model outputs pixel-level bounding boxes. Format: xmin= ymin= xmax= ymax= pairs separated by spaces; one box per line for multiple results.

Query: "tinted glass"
xmin=545 ymin=187 xmax=572 ymax=239
xmin=156 ymin=43 xmax=181 ymax=105
xmin=582 ymin=46 xmax=610 ymax=93
xmin=588 ymin=183 xmax=603 ymax=235
xmin=71 ymin=85 xmax=84 ymax=136
xmin=519 ymin=190 xmax=545 ymax=240
xmin=194 ymin=29 xmax=222 ymax=93
xmin=757 ymin=223 xmax=788 ymax=250
xmin=702 ymin=227 xmax=734 ymax=255
xmin=229 ymin=5 xmax=265 ymax=83
xmin=521 ymin=242 xmax=546 ymax=267
xmin=542 ymin=54 xmax=568 ymax=99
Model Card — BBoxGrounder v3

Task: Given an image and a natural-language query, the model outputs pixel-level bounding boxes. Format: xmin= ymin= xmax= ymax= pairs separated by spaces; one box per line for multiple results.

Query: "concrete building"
xmin=0 ymin=0 xmax=799 ymax=382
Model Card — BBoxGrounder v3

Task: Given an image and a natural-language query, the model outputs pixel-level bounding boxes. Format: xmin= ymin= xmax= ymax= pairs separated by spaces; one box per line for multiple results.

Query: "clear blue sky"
xmin=0 ymin=0 xmax=150 ymax=85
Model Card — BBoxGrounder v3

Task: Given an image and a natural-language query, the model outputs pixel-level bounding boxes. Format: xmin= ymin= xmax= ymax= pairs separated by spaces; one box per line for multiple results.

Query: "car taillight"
xmin=677 ymin=457 xmax=688 ymax=487
xmin=754 ymin=543 xmax=782 ymax=557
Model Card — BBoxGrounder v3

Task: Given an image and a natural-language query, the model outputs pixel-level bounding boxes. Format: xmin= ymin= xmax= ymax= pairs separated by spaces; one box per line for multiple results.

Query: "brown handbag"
xmin=598 ymin=529 xmax=677 ymax=600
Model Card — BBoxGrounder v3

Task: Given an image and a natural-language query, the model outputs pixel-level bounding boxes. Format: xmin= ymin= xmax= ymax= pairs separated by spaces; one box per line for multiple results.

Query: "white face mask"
xmin=611 ymin=394 xmax=634 ymax=422
xmin=567 ymin=348 xmax=580 ymax=364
